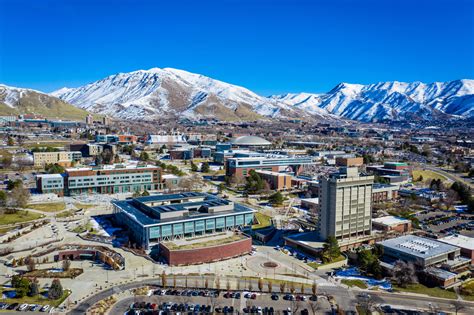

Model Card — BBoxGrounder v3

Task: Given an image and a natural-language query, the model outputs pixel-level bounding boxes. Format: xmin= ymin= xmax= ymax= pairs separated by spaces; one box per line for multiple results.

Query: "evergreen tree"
xmin=48 ymin=279 xmax=63 ymax=300
xmin=200 ymin=162 xmax=210 ymax=173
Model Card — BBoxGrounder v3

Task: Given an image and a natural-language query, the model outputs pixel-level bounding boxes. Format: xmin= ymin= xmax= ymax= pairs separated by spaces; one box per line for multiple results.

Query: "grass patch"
xmin=26 ymin=202 xmax=66 ymax=212
xmin=412 ymin=169 xmax=447 ymax=182
xmin=308 ymin=255 xmax=346 ymax=269
xmin=0 ymin=211 xmax=43 ymax=226
xmin=24 ymin=268 xmax=83 ymax=279
xmin=0 ymin=289 xmax=71 ymax=307
xmin=342 ymin=279 xmax=368 ymax=289
xmin=460 ymin=279 xmax=474 ymax=300
xmin=393 ymin=284 xmax=457 ymax=299
xmin=252 ymin=212 xmax=272 ymax=229
xmin=73 ymin=203 xmax=96 ymax=210
xmin=55 ymin=210 xmax=77 ymax=218
xmin=72 ymin=221 xmax=93 ymax=233
xmin=165 ymin=234 xmax=246 ymax=250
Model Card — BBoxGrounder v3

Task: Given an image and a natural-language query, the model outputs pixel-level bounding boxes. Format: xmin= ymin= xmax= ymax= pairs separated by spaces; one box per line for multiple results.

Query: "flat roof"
xmin=36 ymin=173 xmax=63 ymax=179
xmin=372 ymin=216 xmax=410 ymax=227
xmin=113 ymin=192 xmax=255 ymax=226
xmin=380 ymin=235 xmax=459 ymax=260
xmin=438 ymin=234 xmax=474 ymax=251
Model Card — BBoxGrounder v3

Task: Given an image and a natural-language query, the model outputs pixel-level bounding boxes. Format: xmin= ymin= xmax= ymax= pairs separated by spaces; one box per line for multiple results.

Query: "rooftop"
xmin=438 ymin=234 xmax=474 ymax=251
xmin=113 ymin=192 xmax=255 ymax=226
xmin=380 ymin=235 xmax=459 ymax=259
xmin=162 ymin=231 xmax=247 ymax=250
xmin=372 ymin=216 xmax=410 ymax=227
xmin=231 ymin=135 xmax=271 ymax=146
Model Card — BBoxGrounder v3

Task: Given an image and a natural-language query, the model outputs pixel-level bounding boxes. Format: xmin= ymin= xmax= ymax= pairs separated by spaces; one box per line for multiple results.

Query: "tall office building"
xmin=318 ymin=167 xmax=374 ymax=241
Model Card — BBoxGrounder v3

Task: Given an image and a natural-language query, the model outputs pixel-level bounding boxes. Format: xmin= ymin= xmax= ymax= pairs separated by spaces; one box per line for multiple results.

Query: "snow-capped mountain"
xmin=51 ymin=68 xmax=304 ymax=121
xmin=50 ymin=67 xmax=474 ymax=122
xmin=273 ymin=79 xmax=474 ymax=122
xmin=0 ymin=84 xmax=89 ymax=120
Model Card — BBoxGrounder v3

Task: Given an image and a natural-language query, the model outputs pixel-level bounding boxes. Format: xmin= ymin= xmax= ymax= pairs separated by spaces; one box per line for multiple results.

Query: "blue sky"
xmin=0 ymin=0 xmax=473 ymax=95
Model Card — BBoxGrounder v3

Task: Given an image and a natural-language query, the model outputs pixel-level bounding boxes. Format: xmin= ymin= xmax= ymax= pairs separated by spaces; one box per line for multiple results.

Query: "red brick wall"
xmin=160 ymin=237 xmax=252 ymax=266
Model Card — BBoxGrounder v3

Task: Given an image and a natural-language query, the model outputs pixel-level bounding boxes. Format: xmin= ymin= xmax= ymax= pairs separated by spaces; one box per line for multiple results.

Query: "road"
xmin=422 ymin=165 xmax=474 ymax=189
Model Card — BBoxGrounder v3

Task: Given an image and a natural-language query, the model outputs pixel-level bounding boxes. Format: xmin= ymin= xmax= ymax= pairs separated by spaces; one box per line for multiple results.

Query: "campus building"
xmin=378 ymin=235 xmax=471 ymax=287
xmin=36 ymin=173 xmax=65 ymax=195
xmin=255 ymin=170 xmax=293 ymax=190
xmin=438 ymin=234 xmax=474 ymax=265
xmin=318 ymin=167 xmax=374 ymax=241
xmin=112 ymin=192 xmax=255 ymax=250
xmin=33 ymin=151 xmax=82 ymax=167
xmin=372 ymin=216 xmax=411 ymax=233
xmin=35 ymin=164 xmax=162 ymax=196
xmin=225 ymin=154 xmax=314 ymax=180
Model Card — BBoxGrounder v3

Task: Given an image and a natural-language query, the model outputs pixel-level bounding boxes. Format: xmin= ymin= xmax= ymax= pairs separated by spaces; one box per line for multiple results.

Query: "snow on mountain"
xmin=0 ymin=84 xmax=90 ymax=120
xmin=273 ymin=79 xmax=474 ymax=122
xmin=50 ymin=67 xmax=474 ymax=122
xmin=51 ymin=67 xmax=301 ymax=121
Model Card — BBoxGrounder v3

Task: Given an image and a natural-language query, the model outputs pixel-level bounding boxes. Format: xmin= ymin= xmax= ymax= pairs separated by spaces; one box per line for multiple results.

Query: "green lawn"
xmin=0 ymin=211 xmax=43 ymax=225
xmin=412 ymin=169 xmax=448 ymax=182
xmin=308 ymin=255 xmax=346 ymax=269
xmin=26 ymin=202 xmax=66 ymax=212
xmin=393 ymin=284 xmax=457 ymax=299
xmin=252 ymin=212 xmax=272 ymax=229
xmin=341 ymin=279 xmax=368 ymax=289
xmin=0 ymin=289 xmax=71 ymax=307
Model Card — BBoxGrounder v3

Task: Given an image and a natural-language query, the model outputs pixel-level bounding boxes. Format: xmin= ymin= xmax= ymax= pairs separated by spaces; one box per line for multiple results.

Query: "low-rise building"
xmin=35 ymin=164 xmax=162 ymax=196
xmin=372 ymin=216 xmax=411 ymax=233
xmin=255 ymin=170 xmax=292 ymax=190
xmin=372 ymin=184 xmax=399 ymax=203
xmin=112 ymin=192 xmax=255 ymax=251
xmin=33 ymin=151 xmax=82 ymax=167
xmin=36 ymin=173 xmax=64 ymax=195
xmin=438 ymin=234 xmax=474 ymax=265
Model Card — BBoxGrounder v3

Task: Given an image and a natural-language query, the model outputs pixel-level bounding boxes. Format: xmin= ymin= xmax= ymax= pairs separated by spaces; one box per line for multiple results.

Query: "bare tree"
xmin=451 ymin=300 xmax=465 ymax=315
xmin=26 ymin=256 xmax=36 ymax=272
xmin=161 ymin=271 xmax=167 ymax=287
xmin=392 ymin=261 xmax=417 ymax=288
xmin=226 ymin=279 xmax=231 ymax=292
xmin=300 ymin=283 xmax=305 ymax=294
xmin=308 ymin=301 xmax=320 ymax=315
xmin=215 ymin=277 xmax=220 ymax=291
xmin=258 ymin=278 xmax=263 ymax=292
xmin=280 ymin=282 xmax=286 ymax=294
xmin=311 ymin=281 xmax=317 ymax=296
xmin=62 ymin=259 xmax=71 ymax=271
xmin=173 ymin=274 xmax=177 ymax=288
xmin=204 ymin=278 xmax=209 ymax=289
xmin=289 ymin=282 xmax=295 ymax=294
xmin=267 ymin=280 xmax=273 ymax=293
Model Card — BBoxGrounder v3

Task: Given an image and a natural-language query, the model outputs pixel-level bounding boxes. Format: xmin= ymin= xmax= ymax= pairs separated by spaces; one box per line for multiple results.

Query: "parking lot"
xmin=416 ymin=210 xmax=474 ymax=236
xmin=111 ymin=288 xmax=332 ymax=315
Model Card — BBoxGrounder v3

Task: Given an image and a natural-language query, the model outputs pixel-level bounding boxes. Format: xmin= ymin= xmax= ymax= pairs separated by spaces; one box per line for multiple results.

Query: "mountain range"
xmin=2 ymin=67 xmax=473 ymax=123
xmin=0 ymin=84 xmax=90 ymax=120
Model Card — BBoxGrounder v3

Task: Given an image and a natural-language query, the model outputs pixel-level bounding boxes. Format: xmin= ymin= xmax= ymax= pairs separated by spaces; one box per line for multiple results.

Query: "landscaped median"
xmin=307 ymin=254 xmax=346 ymax=270
xmin=393 ymin=284 xmax=457 ymax=299
xmin=0 ymin=287 xmax=71 ymax=308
